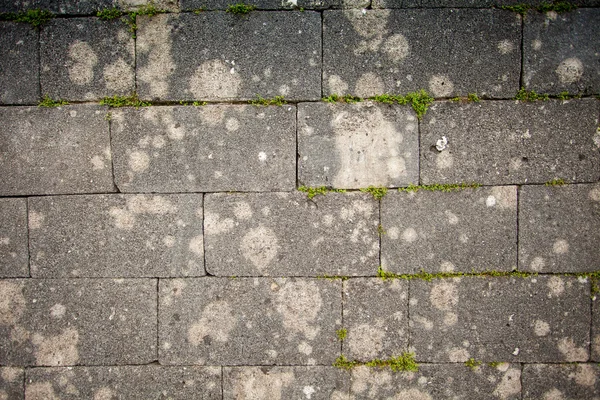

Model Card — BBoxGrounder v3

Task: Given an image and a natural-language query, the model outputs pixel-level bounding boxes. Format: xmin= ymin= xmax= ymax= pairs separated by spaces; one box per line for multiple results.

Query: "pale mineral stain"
xmin=552 ymin=239 xmax=569 ymax=254
xmin=297 ymin=341 xmax=312 ymax=355
xmin=497 ymin=39 xmax=515 ymax=54
xmin=428 ymin=75 xmax=454 ymax=97
xmin=29 ymin=211 xmax=45 ymax=229
xmin=572 ymin=364 xmax=596 ymax=386
xmin=129 ymin=151 xmax=150 ymax=172
xmin=436 ymin=151 xmax=453 ymax=169
xmin=33 ymin=328 xmax=79 ymax=366
xmin=0 ymin=281 xmax=26 ymax=325
xmin=347 ymin=323 xmax=385 ymax=359
xmin=589 ymin=186 xmax=600 ymax=201
xmin=440 ymin=261 xmax=455 ymax=272
xmin=547 ymin=276 xmax=565 ymax=297
xmin=345 ymin=9 xmax=390 ymax=39
xmin=188 ymin=235 xmax=204 ymax=256
xmin=532 ymin=39 xmax=542 ymax=51
xmin=393 ymin=389 xmax=433 ymax=400
xmin=444 ymin=210 xmax=459 ymax=225
xmin=240 ymin=226 xmax=280 ymax=271
xmin=204 ymin=212 xmax=234 ymax=235
xmin=382 ymin=34 xmax=409 ymax=62
xmin=354 ymin=72 xmax=385 ymax=97
xmin=137 ymin=14 xmax=175 ymax=98
xmin=387 ymin=226 xmax=399 ymax=240
xmin=328 ymin=75 xmax=348 ymax=94
xmin=490 ymin=186 xmax=517 ymax=209
xmin=413 ymin=315 xmax=433 ymax=330
xmin=444 ymin=312 xmax=458 ymax=326
xmin=351 ymin=366 xmax=391 ymax=396
xmin=198 ymin=105 xmax=226 ymax=126
xmin=68 ymin=41 xmax=97 ymax=85
xmin=447 ymin=347 xmax=469 ymax=362
xmin=275 ymin=280 xmax=322 ymax=340
xmin=492 ymin=367 xmax=521 ymax=399
xmin=90 ymin=155 xmax=105 ymax=170
xmin=190 ymin=59 xmax=241 ymax=99
xmin=0 ymin=367 xmax=20 ymax=383
xmin=94 ymin=387 xmax=116 ymax=400
xmin=152 ymin=136 xmax=165 ymax=148
xmin=225 ymin=118 xmax=240 ymax=132
xmin=555 ymin=58 xmax=584 ymax=84
xmin=430 ymin=281 xmax=458 ymax=311
xmin=126 ymin=196 xmax=177 ymax=214
xmin=103 ymin=58 xmax=133 ymax=92
xmin=533 ymin=320 xmax=550 ymax=336
xmin=557 ymin=337 xmax=588 ymax=362
xmin=109 ymin=207 xmax=134 ymax=230
xmin=188 ymin=301 xmax=236 ymax=345
xmin=25 ymin=382 xmax=59 ymax=400
xmin=231 ymin=368 xmax=294 ymax=400
xmin=530 ymin=256 xmax=546 ymax=272
xmin=49 ymin=304 xmax=66 ymax=319
xmin=543 ymin=388 xmax=564 ymax=400
xmin=401 ymin=227 xmax=418 ymax=243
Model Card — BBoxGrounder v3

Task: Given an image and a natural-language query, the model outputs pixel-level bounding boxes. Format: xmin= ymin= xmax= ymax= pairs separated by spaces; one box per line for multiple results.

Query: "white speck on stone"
xmin=512 ymin=348 xmax=519 ymax=355
xmin=435 ymin=136 xmax=448 ymax=151
xmin=50 ymin=304 xmax=66 ymax=319
xmin=129 ymin=151 xmax=150 ymax=172
xmin=258 ymin=152 xmax=267 ymax=162
xmin=555 ymin=57 xmax=584 ymax=84
xmin=530 ymin=257 xmax=546 ymax=272
xmin=534 ymin=320 xmax=550 ymax=336
xmin=553 ymin=239 xmax=569 ymax=254
xmin=303 ymin=386 xmax=315 ymax=399
xmin=497 ymin=39 xmax=515 ymax=54
xmin=532 ymin=39 xmax=542 ymax=51
xmin=402 ymin=227 xmax=418 ymax=243
xmin=486 ymin=196 xmax=497 ymax=207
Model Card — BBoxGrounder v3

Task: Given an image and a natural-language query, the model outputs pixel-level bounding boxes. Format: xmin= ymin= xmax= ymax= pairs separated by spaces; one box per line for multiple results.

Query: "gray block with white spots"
xmin=524 ymin=9 xmax=600 ymax=95
xmin=28 ymin=194 xmax=204 ymax=277
xmin=0 ymin=105 xmax=115 ymax=196
xmin=0 ymin=22 xmax=39 ymax=105
xmin=111 ymin=105 xmax=296 ymax=192
xmin=592 ymin=298 xmax=600 ymax=361
xmin=0 ymin=199 xmax=29 ymax=278
xmin=0 ymin=367 xmax=24 ymax=400
xmin=522 ymin=364 xmax=600 ymax=400
xmin=410 ymin=276 xmax=590 ymax=362
xmin=0 ymin=279 xmax=157 ymax=366
xmin=159 ymin=278 xmax=341 ymax=365
xmin=519 ymin=183 xmax=600 ymax=273
xmin=204 ymin=192 xmax=379 ymax=276
xmin=0 ymin=0 xmax=116 ymax=14
xmin=182 ymin=0 xmax=368 ymax=9
xmin=298 ymin=102 xmax=419 ymax=189
xmin=420 ymin=100 xmax=600 ymax=185
xmin=381 ymin=187 xmax=517 ymax=274
xmin=136 ymin=12 xmax=321 ymax=101
xmin=323 ymin=9 xmax=521 ymax=98
xmin=373 ymin=0 xmax=600 ymax=7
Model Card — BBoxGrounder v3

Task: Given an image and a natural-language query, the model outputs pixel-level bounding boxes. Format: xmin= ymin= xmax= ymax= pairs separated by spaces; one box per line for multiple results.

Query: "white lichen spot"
xmin=94 ymin=387 xmax=115 ymax=400
xmin=298 ymin=341 xmax=313 ymax=355
xmin=402 ymin=227 xmax=418 ymax=243
xmin=589 ymin=186 xmax=600 ymax=201
xmin=436 ymin=151 xmax=453 ymax=169
xmin=137 ymin=14 xmax=175 ymax=98
xmin=103 ymin=58 xmax=133 ymax=92
xmin=532 ymin=39 xmax=542 ymax=51
xmin=345 ymin=9 xmax=390 ymax=39
xmin=303 ymin=386 xmax=316 ymax=399
xmin=347 ymin=323 xmax=385 ymax=359
xmin=492 ymin=367 xmax=521 ymax=399
xmin=393 ymin=389 xmax=433 ymax=400
xmin=557 ymin=337 xmax=588 ymax=362
xmin=530 ymin=256 xmax=546 ymax=272
xmin=225 ymin=118 xmax=240 ymax=132
xmin=258 ymin=152 xmax=268 ymax=162
xmin=440 ymin=261 xmax=455 ymax=272
xmin=553 ymin=239 xmax=569 ymax=254
xmin=413 ymin=315 xmax=433 ymax=331
xmin=555 ymin=58 xmax=584 ymax=84
xmin=497 ymin=39 xmax=515 ymax=54
xmin=204 ymin=212 xmax=234 ymax=235
xmin=322 ymin=214 xmax=334 ymax=227
xmin=354 ymin=72 xmax=384 ymax=97
xmin=25 ymin=382 xmax=59 ymax=400
xmin=231 ymin=368 xmax=293 ymax=400
xmin=444 ymin=210 xmax=458 ymax=225
xmin=428 ymin=75 xmax=454 ymax=97
xmin=188 ymin=235 xmax=203 ymax=256
xmin=387 ymin=226 xmax=399 ymax=240
xmin=90 ymin=155 xmax=105 ymax=170
xmin=381 ymin=34 xmax=409 ymax=62
xmin=152 ymin=136 xmax=165 ymax=148
xmin=68 ymin=41 xmax=97 ymax=85
xmin=163 ymin=235 xmax=175 ymax=247
xmin=430 ymin=281 xmax=458 ymax=311
xmin=189 ymin=59 xmax=241 ymax=99
xmin=33 ymin=328 xmax=79 ymax=366
xmin=328 ymin=75 xmax=348 ymax=94
xmin=447 ymin=347 xmax=469 ymax=362
xmin=240 ymin=226 xmax=279 ymax=271
xmin=0 ymin=368 xmax=20 ymax=383
xmin=233 ymin=202 xmax=253 ymax=220
xmin=547 ymin=276 xmax=565 ymax=297
xmin=109 ymin=208 xmax=134 ymax=230
xmin=571 ymin=364 xmax=596 ymax=387
xmin=0 ymin=281 xmax=26 ymax=325
xmin=533 ymin=320 xmax=550 ymax=336
xmin=275 ymin=280 xmax=322 ymax=340
xmin=129 ymin=151 xmax=150 ymax=172
xmin=490 ymin=186 xmax=517 ymax=209
xmin=188 ymin=301 xmax=236 ymax=345
xmin=443 ymin=312 xmax=458 ymax=326
xmin=29 ymin=211 xmax=45 ymax=230
xmin=49 ymin=304 xmax=66 ymax=319
xmin=543 ymin=388 xmax=564 ymax=400
xmin=486 ymin=195 xmax=497 ymax=207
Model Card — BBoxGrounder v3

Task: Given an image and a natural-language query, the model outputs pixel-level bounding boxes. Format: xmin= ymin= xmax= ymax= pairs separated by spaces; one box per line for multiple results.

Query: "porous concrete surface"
xmin=0 ymin=22 xmax=39 ymax=105
xmin=0 ymin=0 xmax=115 ymax=14
xmin=0 ymin=199 xmax=28 ymax=277
xmin=0 ymin=367 xmax=23 ymax=400
xmin=522 ymin=363 xmax=600 ymax=399
xmin=182 ymin=0 xmax=369 ymax=10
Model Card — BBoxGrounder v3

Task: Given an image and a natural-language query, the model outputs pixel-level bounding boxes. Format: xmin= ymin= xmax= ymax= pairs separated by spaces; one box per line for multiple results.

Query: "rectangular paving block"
xmin=0 ymin=199 xmax=28 ymax=277
xmin=381 ymin=187 xmax=517 ymax=274
xmin=519 ymin=183 xmax=600 ymax=273
xmin=298 ymin=102 xmax=418 ymax=189
xmin=136 ymin=12 xmax=321 ymax=101
xmin=0 ymin=367 xmax=23 ymax=400
xmin=40 ymin=18 xmax=135 ymax=101
xmin=410 ymin=276 xmax=590 ymax=362
xmin=523 ymin=364 xmax=600 ymax=400
xmin=28 ymin=194 xmax=204 ymax=277
xmin=343 ymin=279 xmax=408 ymax=361
xmin=0 ymin=279 xmax=157 ymax=366
xmin=524 ymin=9 xmax=600 ymax=95
xmin=420 ymin=99 xmax=600 ymax=185
xmin=323 ymin=9 xmax=521 ymax=98
xmin=159 ymin=278 xmax=341 ymax=365
xmin=0 ymin=105 xmax=115 ymax=196
xmin=223 ymin=367 xmax=349 ymax=399
xmin=25 ymin=366 xmax=221 ymax=399
xmin=592 ymin=297 xmax=600 ymax=361
xmin=182 ymin=0 xmax=368 ymax=9
xmin=373 ymin=0 xmax=600 ymax=7
xmin=0 ymin=0 xmax=115 ymax=14
xmin=111 ymin=105 xmax=296 ymax=192
xmin=0 ymin=22 xmax=39 ymax=104
xmin=204 ymin=192 xmax=379 ymax=276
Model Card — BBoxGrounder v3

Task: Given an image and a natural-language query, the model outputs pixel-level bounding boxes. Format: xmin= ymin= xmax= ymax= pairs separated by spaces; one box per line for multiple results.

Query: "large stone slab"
xmin=522 ymin=364 xmax=600 ymax=400
xmin=0 ymin=367 xmax=23 ymax=400
xmin=298 ymin=102 xmax=418 ymax=189
xmin=223 ymin=367 xmax=349 ymax=399
xmin=519 ymin=183 xmax=600 ymax=273
xmin=373 ymin=0 xmax=600 ymax=7
xmin=343 ymin=279 xmax=408 ymax=361
xmin=182 ymin=0 xmax=368 ymax=9
xmin=159 ymin=278 xmax=341 ymax=365
xmin=0 ymin=279 xmax=156 ymax=366
xmin=0 ymin=199 xmax=28 ymax=277
xmin=0 ymin=22 xmax=39 ymax=104
xmin=204 ymin=192 xmax=379 ymax=276
xmin=136 ymin=12 xmax=321 ymax=101
xmin=592 ymin=297 xmax=600 ymax=361
xmin=381 ymin=187 xmax=517 ymax=274
xmin=0 ymin=105 xmax=114 ymax=196
xmin=40 ymin=18 xmax=135 ymax=101
xmin=0 ymin=0 xmax=114 ymax=14
xmin=111 ymin=105 xmax=296 ymax=192
xmin=323 ymin=9 xmax=521 ymax=98
xmin=420 ymin=100 xmax=600 ymax=185
xmin=410 ymin=276 xmax=590 ymax=362
xmin=25 ymin=366 xmax=221 ymax=399
xmin=524 ymin=9 xmax=600 ymax=95
xmin=28 ymin=194 xmax=204 ymax=277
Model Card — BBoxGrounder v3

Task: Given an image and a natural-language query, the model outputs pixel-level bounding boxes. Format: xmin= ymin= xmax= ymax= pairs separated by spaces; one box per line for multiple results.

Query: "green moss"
xmin=333 ymin=355 xmax=359 ymax=370
xmin=193 ymin=8 xmax=206 ymax=14
xmin=317 ymin=275 xmax=349 ymax=281
xmin=377 ymin=266 xmax=535 ymax=281
xmin=398 ymin=183 xmax=481 ymax=193
xmin=450 ymin=97 xmax=461 ymax=102
xmin=537 ymin=1 xmax=577 ymax=12
xmin=336 ymin=328 xmax=347 ymax=341
xmin=488 ymin=361 xmax=503 ymax=368
xmin=249 ymin=95 xmax=287 ymax=106
xmin=500 ymin=4 xmax=531 ymax=16
xmin=378 ymin=224 xmax=386 ymax=237
xmin=467 ymin=93 xmax=480 ymax=102
xmin=105 ymin=112 xmax=112 ymax=121
xmin=38 ymin=95 xmax=68 ymax=107
xmin=465 ymin=358 xmax=482 ymax=370
xmin=591 ymin=277 xmax=600 ymax=299
xmin=179 ymin=100 xmax=207 ymax=106
xmin=360 ymin=186 xmax=388 ymax=200
xmin=226 ymin=2 xmax=256 ymax=14
xmin=122 ymin=2 xmax=164 ymax=38
xmin=515 ymin=87 xmax=549 ymax=102
xmin=298 ymin=186 xmax=346 ymax=200
xmin=321 ymin=94 xmax=362 ymax=104
xmin=402 ymin=90 xmax=435 ymax=120
xmin=100 ymin=93 xmax=150 ymax=108
xmin=0 ymin=8 xmax=53 ymax=28
xmin=97 ymin=7 xmax=122 ymax=20
xmin=324 ymin=90 xmax=434 ymax=119
xmin=343 ymin=94 xmax=363 ymax=104
xmin=334 ymin=353 xmax=418 ymax=372
xmin=322 ymin=94 xmax=341 ymax=103
xmin=545 ymin=178 xmax=566 ymax=186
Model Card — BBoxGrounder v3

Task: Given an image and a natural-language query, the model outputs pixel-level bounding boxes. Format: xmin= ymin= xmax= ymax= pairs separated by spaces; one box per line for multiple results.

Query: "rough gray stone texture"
xmin=0 ymin=199 xmax=28 ymax=278
xmin=204 ymin=192 xmax=379 ymax=276
xmin=182 ymin=0 xmax=368 ymax=10
xmin=343 ymin=279 xmax=408 ymax=361
xmin=323 ymin=9 xmax=521 ymax=98
xmin=0 ymin=22 xmax=39 ymax=105
xmin=0 ymin=0 xmax=115 ymax=13
xmin=25 ymin=366 xmax=222 ymax=399
xmin=0 ymin=105 xmax=114 ymax=196
xmin=223 ymin=367 xmax=349 ymax=399
xmin=420 ymin=100 xmax=600 ymax=185
xmin=348 ymin=364 xmax=521 ymax=399
xmin=410 ymin=276 xmax=591 ymax=362
xmin=0 ymin=279 xmax=157 ymax=366
xmin=381 ymin=187 xmax=517 ymax=274
xmin=0 ymin=367 xmax=24 ymax=400
xmin=159 ymin=278 xmax=341 ymax=365
xmin=373 ymin=0 xmax=600 ymax=7
xmin=28 ymin=194 xmax=204 ymax=278
xmin=592 ymin=297 xmax=600 ymax=361
xmin=519 ymin=183 xmax=600 ymax=273
xmin=522 ymin=364 xmax=600 ymax=400
xmin=524 ymin=9 xmax=600 ymax=95
xmin=40 ymin=18 xmax=135 ymax=101
xmin=298 ymin=102 xmax=419 ymax=189
xmin=119 ymin=0 xmax=179 ymax=12
xmin=111 ymin=105 xmax=296 ymax=192
xmin=136 ymin=12 xmax=321 ymax=101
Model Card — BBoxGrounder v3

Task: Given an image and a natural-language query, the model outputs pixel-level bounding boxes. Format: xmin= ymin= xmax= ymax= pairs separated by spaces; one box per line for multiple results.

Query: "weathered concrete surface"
xmin=40 ymin=18 xmax=135 ymax=101
xmin=348 ymin=363 xmax=521 ymax=399
xmin=0 ymin=367 xmax=23 ymax=400
xmin=298 ymin=102 xmax=418 ymax=189
xmin=0 ymin=0 xmax=114 ymax=14
xmin=323 ymin=9 xmax=521 ymax=98
xmin=136 ymin=12 xmax=321 ymax=101
xmin=119 ymin=0 xmax=179 ymax=12
xmin=522 ymin=364 xmax=600 ymax=400
xmin=410 ymin=276 xmax=590 ymax=362
xmin=182 ymin=0 xmax=368 ymax=9
xmin=0 ymin=279 xmax=156 ymax=366
xmin=204 ymin=192 xmax=379 ymax=276
xmin=0 ymin=199 xmax=28 ymax=278
xmin=592 ymin=298 xmax=600 ymax=362
xmin=519 ymin=183 xmax=600 ymax=273
xmin=111 ymin=105 xmax=296 ymax=192
xmin=223 ymin=367 xmax=349 ymax=399
xmin=25 ymin=366 xmax=222 ymax=399
xmin=0 ymin=22 xmax=39 ymax=105
xmin=0 ymin=105 xmax=114 ymax=196
xmin=28 ymin=194 xmax=204 ymax=277
xmin=420 ymin=100 xmax=600 ymax=185
xmin=373 ymin=0 xmax=600 ymax=7
xmin=343 ymin=279 xmax=408 ymax=361
xmin=381 ymin=187 xmax=517 ymax=274
xmin=159 ymin=278 xmax=341 ymax=365
xmin=524 ymin=9 xmax=600 ymax=95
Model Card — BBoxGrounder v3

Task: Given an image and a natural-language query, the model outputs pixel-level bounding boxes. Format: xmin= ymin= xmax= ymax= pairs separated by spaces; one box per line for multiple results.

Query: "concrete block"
xmin=0 ymin=199 xmax=28 ymax=277
xmin=0 ymin=22 xmax=39 ymax=104
xmin=0 ymin=367 xmax=23 ymax=400
xmin=522 ymin=364 xmax=600 ymax=400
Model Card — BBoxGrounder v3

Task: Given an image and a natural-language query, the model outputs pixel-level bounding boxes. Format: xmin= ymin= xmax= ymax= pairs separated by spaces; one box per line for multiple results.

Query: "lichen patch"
xmin=189 ymin=59 xmax=241 ymax=100
xmin=555 ymin=57 xmax=584 ymax=84
xmin=240 ymin=226 xmax=280 ymax=271
xmin=0 ymin=281 xmax=25 ymax=325
xmin=492 ymin=367 xmax=521 ymax=399
xmin=188 ymin=300 xmax=236 ymax=345
xmin=347 ymin=323 xmax=385 ymax=359
xmin=275 ymin=280 xmax=322 ymax=340
xmin=68 ymin=41 xmax=97 ymax=85
xmin=33 ymin=328 xmax=80 ymax=366
xmin=231 ymin=368 xmax=294 ymax=400
xmin=430 ymin=281 xmax=459 ymax=311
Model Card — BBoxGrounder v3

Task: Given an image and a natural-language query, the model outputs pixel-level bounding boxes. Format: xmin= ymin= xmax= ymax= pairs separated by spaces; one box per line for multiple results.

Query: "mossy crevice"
xmin=249 ymin=95 xmax=287 ymax=106
xmin=545 ymin=178 xmax=566 ymax=186
xmin=100 ymin=93 xmax=151 ymax=108
xmin=501 ymin=2 xmax=577 ymax=16
xmin=398 ymin=183 xmax=481 ymax=193
xmin=226 ymin=2 xmax=256 ymax=14
xmin=298 ymin=186 xmax=346 ymax=200
xmin=0 ymin=8 xmax=53 ymax=28
xmin=334 ymin=353 xmax=419 ymax=372
xmin=360 ymin=186 xmax=388 ymax=200
xmin=38 ymin=95 xmax=68 ymax=107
